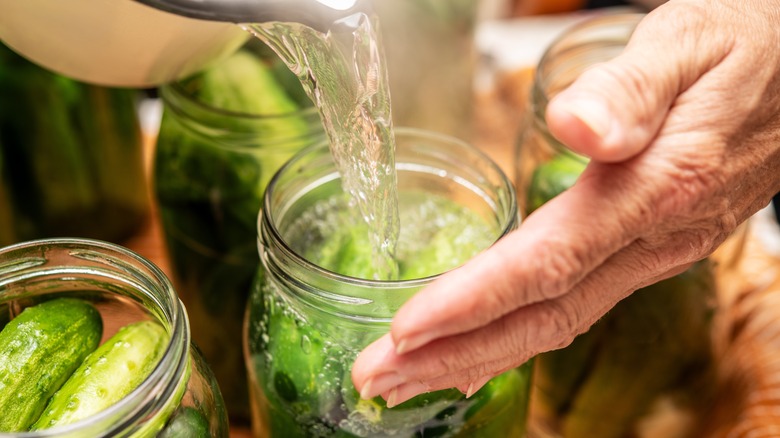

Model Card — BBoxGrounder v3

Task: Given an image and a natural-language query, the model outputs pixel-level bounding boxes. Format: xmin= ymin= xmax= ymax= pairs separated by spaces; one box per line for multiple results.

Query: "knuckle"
xmin=429 ymin=338 xmax=486 ymax=378
xmin=517 ymin=300 xmax=583 ymax=354
xmin=546 ymin=299 xmax=583 ymax=344
xmin=525 ymin=239 xmax=590 ymax=303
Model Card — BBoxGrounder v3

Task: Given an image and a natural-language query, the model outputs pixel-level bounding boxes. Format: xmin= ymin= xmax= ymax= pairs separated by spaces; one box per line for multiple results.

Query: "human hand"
xmin=351 ymin=0 xmax=780 ymax=407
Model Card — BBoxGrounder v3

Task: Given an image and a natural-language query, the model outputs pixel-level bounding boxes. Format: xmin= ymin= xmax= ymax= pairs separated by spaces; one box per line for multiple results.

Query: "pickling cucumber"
xmin=158 ymin=406 xmax=210 ymax=438
xmin=0 ymin=298 xmax=102 ymax=432
xmin=32 ymin=320 xmax=168 ymax=429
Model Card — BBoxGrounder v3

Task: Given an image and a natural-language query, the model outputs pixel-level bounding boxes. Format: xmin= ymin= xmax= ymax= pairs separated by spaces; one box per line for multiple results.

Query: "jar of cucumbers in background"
xmin=515 ymin=14 xmax=748 ymax=437
xmin=246 ymin=128 xmax=533 ymax=437
xmin=153 ymin=41 xmax=325 ymax=422
xmin=0 ymin=238 xmax=228 ymax=437
xmin=0 ymin=43 xmax=148 ymax=247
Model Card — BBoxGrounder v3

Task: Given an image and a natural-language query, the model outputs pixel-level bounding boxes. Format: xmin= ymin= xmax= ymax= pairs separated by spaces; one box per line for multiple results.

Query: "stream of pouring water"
xmin=242 ymin=13 xmax=400 ymax=280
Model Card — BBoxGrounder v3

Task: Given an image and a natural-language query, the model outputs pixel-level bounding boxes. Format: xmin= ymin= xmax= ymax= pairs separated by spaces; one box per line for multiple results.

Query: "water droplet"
xmin=301 ymin=335 xmax=312 ymax=353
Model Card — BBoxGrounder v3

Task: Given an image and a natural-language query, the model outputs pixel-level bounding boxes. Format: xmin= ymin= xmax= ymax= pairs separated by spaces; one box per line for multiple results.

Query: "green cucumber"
xmin=32 ymin=320 xmax=168 ymax=430
xmin=158 ymin=406 xmax=210 ymax=438
xmin=265 ymin=305 xmax=341 ymax=418
xmin=340 ymin=367 xmax=461 ymax=435
xmin=0 ymin=298 xmax=102 ymax=432
xmin=527 ymin=152 xmax=587 ymax=213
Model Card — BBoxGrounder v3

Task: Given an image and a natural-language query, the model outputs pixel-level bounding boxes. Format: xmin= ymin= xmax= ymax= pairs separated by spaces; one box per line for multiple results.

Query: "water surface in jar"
xmin=242 ymin=13 xmax=400 ymax=281
xmin=283 ymin=191 xmax=496 ymax=280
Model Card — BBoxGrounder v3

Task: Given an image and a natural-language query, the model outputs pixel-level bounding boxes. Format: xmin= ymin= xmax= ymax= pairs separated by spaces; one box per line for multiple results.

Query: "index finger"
xmin=390 ymin=162 xmax=650 ymax=354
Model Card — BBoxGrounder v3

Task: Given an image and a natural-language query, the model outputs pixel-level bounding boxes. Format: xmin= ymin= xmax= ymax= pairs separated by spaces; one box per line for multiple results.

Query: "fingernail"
xmin=386 ymin=381 xmax=430 ymax=408
xmin=395 ymin=339 xmax=409 ymax=354
xmin=360 ymin=372 xmax=405 ymax=400
xmin=360 ymin=377 xmax=375 ymax=400
xmin=466 ymin=375 xmax=493 ymax=399
xmin=386 ymin=387 xmax=399 ymax=408
xmin=560 ymin=97 xmax=612 ymax=139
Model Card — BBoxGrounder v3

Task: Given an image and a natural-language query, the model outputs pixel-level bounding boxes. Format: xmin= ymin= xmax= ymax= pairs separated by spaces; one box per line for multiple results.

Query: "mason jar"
xmin=515 ymin=14 xmax=740 ymax=437
xmin=0 ymin=238 xmax=228 ymax=437
xmin=153 ymin=48 xmax=325 ymax=422
xmin=246 ymin=128 xmax=534 ymax=437
xmin=0 ymin=43 xmax=148 ymax=247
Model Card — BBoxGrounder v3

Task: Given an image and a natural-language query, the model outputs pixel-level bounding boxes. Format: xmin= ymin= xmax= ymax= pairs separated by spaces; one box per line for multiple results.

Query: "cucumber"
xmin=264 ymin=304 xmax=341 ymax=418
xmin=0 ymin=298 xmax=102 ymax=432
xmin=32 ymin=320 xmax=168 ymax=429
xmin=158 ymin=406 xmax=210 ymax=438
xmin=458 ymin=364 xmax=534 ymax=438
xmin=527 ymin=152 xmax=587 ymax=213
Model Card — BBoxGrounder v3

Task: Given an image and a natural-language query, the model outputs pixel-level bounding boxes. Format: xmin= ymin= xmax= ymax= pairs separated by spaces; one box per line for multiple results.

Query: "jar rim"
xmin=162 ymin=79 xmax=320 ymax=120
xmin=260 ymin=127 xmax=517 ymax=289
xmin=529 ymin=12 xmax=644 ymax=159
xmin=0 ymin=238 xmax=190 ymax=437
xmin=159 ymin=81 xmax=324 ymax=148
xmin=534 ymin=12 xmax=644 ymax=105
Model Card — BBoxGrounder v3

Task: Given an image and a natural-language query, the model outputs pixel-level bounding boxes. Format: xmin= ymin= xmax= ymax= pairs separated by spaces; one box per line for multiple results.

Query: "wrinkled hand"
xmin=352 ymin=0 xmax=780 ymax=407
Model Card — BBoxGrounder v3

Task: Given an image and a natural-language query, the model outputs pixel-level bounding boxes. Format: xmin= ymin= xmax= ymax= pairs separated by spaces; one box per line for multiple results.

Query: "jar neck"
xmin=258 ymin=128 xmax=517 ymax=327
xmin=0 ymin=238 xmax=190 ymax=438
xmin=530 ymin=12 xmax=644 ymax=155
xmin=160 ymin=81 xmax=324 ymax=149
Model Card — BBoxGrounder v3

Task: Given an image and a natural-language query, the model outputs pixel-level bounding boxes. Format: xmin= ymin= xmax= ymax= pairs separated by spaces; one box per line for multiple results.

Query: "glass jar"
xmin=0 ymin=238 xmax=228 ymax=437
xmin=515 ymin=14 xmax=726 ymax=438
xmin=153 ymin=48 xmax=325 ymax=422
xmin=0 ymin=43 xmax=148 ymax=247
xmin=246 ymin=128 xmax=534 ymax=437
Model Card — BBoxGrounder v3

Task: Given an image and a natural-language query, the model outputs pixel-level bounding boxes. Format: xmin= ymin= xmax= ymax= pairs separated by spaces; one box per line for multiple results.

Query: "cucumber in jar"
xmin=527 ymin=151 xmax=587 ymax=214
xmin=0 ymin=298 xmax=102 ymax=432
xmin=32 ymin=320 xmax=169 ymax=429
xmin=262 ymin=295 xmax=343 ymax=433
xmin=155 ymin=44 xmax=321 ymax=420
xmin=158 ymin=406 xmax=211 ymax=438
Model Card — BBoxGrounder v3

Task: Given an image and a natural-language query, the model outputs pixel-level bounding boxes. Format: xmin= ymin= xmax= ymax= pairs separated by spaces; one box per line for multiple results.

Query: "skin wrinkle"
xmin=544 ymin=295 xmax=584 ymax=342
xmin=528 ymin=239 xmax=587 ymax=302
xmin=386 ymin=326 xmax=526 ymax=387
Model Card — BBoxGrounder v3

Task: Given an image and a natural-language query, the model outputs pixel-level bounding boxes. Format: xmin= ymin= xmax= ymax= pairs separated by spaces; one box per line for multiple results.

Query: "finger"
xmin=353 ymin=233 xmax=688 ymax=400
xmin=388 ymin=164 xmax=650 ymax=355
xmin=353 ymin=330 xmax=522 ymax=402
xmin=455 ymin=374 xmax=493 ymax=399
xmin=386 ymin=373 xmax=495 ymax=408
xmin=546 ymin=6 xmax=714 ymax=162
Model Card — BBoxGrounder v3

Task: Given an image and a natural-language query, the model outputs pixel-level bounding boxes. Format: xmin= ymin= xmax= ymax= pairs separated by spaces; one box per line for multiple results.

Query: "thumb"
xmin=545 ymin=12 xmax=692 ymax=162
